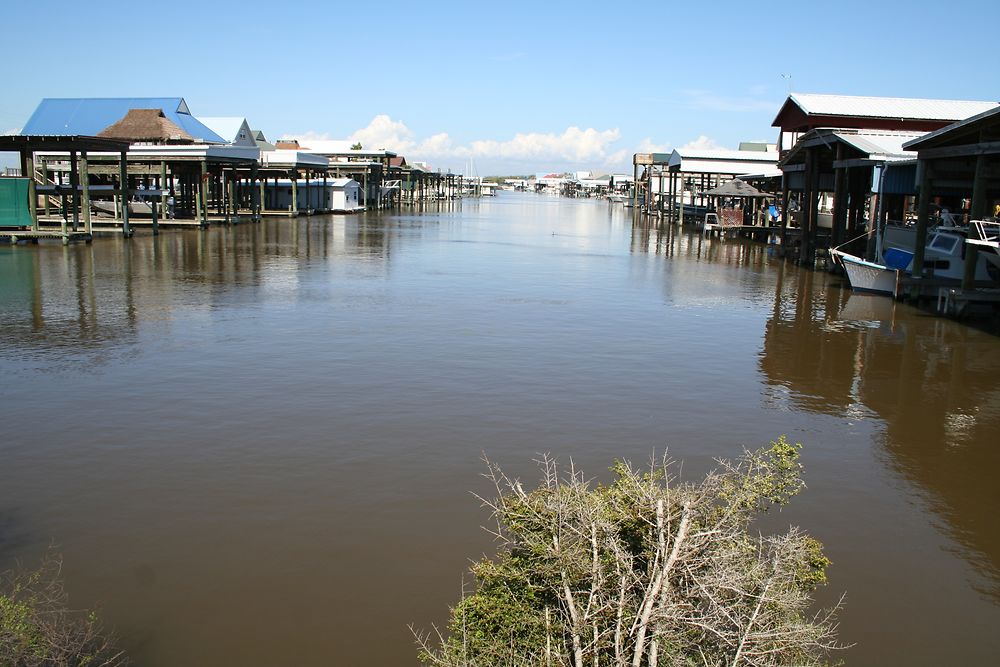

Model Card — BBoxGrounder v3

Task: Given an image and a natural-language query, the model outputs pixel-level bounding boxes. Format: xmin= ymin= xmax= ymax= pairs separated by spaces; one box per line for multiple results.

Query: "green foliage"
xmin=418 ymin=439 xmax=840 ymax=667
xmin=0 ymin=553 xmax=126 ymax=666
xmin=350 ymin=142 xmax=363 ymax=150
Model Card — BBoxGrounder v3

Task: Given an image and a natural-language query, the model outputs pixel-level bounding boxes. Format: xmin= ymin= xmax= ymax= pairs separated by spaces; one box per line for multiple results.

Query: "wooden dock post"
xmin=831 ymin=146 xmax=847 ymax=251
xmin=291 ymin=171 xmax=299 ymax=217
xmin=21 ymin=151 xmax=38 ymax=233
xmin=160 ymin=162 xmax=168 ymax=222
xmin=199 ymin=160 xmax=209 ymax=227
xmin=258 ymin=178 xmax=265 ymax=220
xmin=69 ymin=150 xmax=81 ymax=232
xmin=911 ymin=163 xmax=933 ymax=277
xmin=228 ymin=177 xmax=237 ymax=224
xmin=962 ymin=155 xmax=988 ymax=290
xmin=151 ymin=199 xmax=159 ymax=235
xmin=40 ymin=157 xmax=51 ymax=218
xmin=80 ymin=152 xmax=92 ymax=236
xmin=119 ymin=151 xmax=132 ymax=237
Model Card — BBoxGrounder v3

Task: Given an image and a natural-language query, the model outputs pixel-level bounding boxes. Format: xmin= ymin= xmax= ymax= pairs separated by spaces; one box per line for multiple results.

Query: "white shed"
xmin=329 ymin=178 xmax=362 ymax=212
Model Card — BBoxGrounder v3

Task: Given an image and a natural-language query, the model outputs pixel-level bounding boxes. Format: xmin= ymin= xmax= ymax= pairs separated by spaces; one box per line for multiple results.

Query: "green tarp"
xmin=0 ymin=178 xmax=33 ymax=227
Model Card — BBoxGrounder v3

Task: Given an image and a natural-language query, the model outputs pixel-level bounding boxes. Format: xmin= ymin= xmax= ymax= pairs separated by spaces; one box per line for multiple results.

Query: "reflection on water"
xmin=2 ymin=197 xmax=999 ymax=666
xmin=760 ymin=264 xmax=1000 ymax=597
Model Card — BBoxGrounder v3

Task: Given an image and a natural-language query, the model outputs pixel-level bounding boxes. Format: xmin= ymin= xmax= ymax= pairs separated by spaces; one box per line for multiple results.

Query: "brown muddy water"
xmin=1 ymin=193 xmax=999 ymax=665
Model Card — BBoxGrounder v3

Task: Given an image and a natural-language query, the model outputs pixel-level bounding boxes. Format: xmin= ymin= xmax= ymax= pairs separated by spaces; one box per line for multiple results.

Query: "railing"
xmin=971 ymin=219 xmax=1000 ymax=244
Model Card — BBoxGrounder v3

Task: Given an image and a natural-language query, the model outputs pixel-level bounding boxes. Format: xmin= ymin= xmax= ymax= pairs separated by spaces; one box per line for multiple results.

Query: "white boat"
xmin=882 ymin=225 xmax=998 ymax=282
xmin=967 ymin=220 xmax=1000 ymax=271
xmin=830 ymin=249 xmax=899 ymax=296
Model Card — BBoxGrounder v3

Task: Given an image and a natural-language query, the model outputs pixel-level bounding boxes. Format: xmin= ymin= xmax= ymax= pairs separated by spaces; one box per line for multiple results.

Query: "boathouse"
xmin=258 ymin=149 xmax=331 ymax=215
xmin=902 ymin=105 xmax=1000 ymax=294
xmin=0 ymin=135 xmax=132 ymax=243
xmin=771 ymin=93 xmax=998 ymax=155
xmin=15 ymin=97 xmax=263 ymax=231
xmin=634 ymin=147 xmax=778 ymax=221
xmin=22 ymin=97 xmax=227 ymax=144
xmin=773 ymin=94 xmax=999 ymax=265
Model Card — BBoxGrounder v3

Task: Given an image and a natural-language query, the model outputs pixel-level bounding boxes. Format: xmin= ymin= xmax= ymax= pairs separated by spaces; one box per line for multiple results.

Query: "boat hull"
xmin=831 ymin=249 xmax=898 ymax=296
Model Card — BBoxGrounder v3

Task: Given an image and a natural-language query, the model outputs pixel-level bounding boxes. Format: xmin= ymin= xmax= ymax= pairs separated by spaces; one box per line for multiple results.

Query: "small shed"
xmin=330 ymin=178 xmax=361 ymax=212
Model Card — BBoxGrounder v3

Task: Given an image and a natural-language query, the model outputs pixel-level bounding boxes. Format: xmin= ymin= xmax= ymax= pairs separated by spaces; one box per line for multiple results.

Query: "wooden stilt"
xmin=80 ymin=152 xmax=91 ymax=235
xmin=119 ymin=151 xmax=131 ymax=237
xmin=912 ymin=163 xmax=933 ymax=277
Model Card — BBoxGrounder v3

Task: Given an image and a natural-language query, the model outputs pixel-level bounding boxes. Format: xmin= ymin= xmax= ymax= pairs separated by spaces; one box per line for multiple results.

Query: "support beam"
xmin=831 ymin=145 xmax=847 ymax=249
xmin=962 ymin=155 xmax=988 ymax=290
xmin=80 ymin=152 xmax=91 ymax=235
xmin=912 ymin=162 xmax=933 ymax=277
xmin=119 ymin=151 xmax=131 ymax=237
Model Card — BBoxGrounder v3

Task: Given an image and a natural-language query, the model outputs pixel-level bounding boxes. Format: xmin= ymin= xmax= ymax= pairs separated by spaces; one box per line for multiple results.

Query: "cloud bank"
xmin=285 ymin=115 xmax=626 ymax=170
xmin=283 ymin=116 xmax=731 ymax=173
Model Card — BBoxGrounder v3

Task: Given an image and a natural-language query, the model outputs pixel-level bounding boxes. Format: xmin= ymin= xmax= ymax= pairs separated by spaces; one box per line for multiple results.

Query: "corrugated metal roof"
xmin=789 ymin=93 xmax=998 ymax=122
xmin=903 ymin=105 xmax=1000 ymax=150
xmin=671 ymin=159 xmax=779 ymax=175
xmin=21 ymin=98 xmax=226 ymax=143
xmin=833 ymin=131 xmax=922 ymax=158
xmin=670 ymin=148 xmax=778 ymax=162
xmin=261 ymin=149 xmax=330 ymax=168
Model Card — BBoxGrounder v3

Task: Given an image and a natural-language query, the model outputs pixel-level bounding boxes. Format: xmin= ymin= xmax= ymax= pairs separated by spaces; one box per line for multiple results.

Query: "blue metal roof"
xmin=21 ymin=98 xmax=227 ymax=143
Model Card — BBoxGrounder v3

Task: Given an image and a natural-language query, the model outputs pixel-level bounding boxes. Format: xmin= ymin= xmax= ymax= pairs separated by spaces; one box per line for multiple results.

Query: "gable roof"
xmin=21 ymin=97 xmax=226 ymax=143
xmin=774 ymin=93 xmax=998 ymax=127
xmin=903 ymin=105 xmax=1000 ymax=152
xmin=97 ymin=109 xmax=195 ymax=143
xmin=198 ymin=116 xmax=256 ymax=146
xmin=778 ymin=129 xmax=922 ymax=168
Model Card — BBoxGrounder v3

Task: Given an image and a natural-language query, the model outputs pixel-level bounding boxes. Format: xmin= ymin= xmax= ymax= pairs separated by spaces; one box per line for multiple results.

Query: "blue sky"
xmin=2 ymin=0 xmax=998 ymax=175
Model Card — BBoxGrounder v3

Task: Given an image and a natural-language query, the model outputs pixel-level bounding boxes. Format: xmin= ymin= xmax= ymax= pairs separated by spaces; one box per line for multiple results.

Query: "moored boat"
xmin=830 ymin=249 xmax=899 ymax=296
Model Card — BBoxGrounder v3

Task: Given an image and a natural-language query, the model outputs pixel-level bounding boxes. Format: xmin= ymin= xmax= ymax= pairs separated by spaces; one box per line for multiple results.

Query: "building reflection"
xmin=761 ymin=263 xmax=1000 ymax=598
xmin=0 ymin=214 xmax=406 ymax=363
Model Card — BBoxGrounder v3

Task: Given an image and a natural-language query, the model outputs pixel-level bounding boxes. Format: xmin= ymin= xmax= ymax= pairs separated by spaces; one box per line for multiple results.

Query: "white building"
xmin=198 ymin=117 xmax=257 ymax=147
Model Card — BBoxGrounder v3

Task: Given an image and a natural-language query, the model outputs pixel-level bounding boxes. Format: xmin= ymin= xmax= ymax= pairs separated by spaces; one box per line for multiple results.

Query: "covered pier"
xmin=0 ymin=135 xmax=132 ymax=243
xmin=777 ymin=129 xmax=920 ymax=266
xmin=902 ymin=105 xmax=1000 ymax=307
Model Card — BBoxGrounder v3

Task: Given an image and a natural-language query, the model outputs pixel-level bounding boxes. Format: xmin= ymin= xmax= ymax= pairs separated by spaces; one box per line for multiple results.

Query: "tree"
xmin=1 ymin=551 xmax=127 ymax=666
xmin=351 ymin=142 xmax=363 ymax=150
xmin=416 ymin=438 xmax=843 ymax=667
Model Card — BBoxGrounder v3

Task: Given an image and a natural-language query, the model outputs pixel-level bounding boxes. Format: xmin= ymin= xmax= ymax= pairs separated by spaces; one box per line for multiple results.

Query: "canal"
xmin=1 ymin=193 xmax=998 ymax=665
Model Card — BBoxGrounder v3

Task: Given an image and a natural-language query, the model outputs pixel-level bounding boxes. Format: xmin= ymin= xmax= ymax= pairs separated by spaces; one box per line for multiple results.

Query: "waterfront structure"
xmin=902 ymin=105 xmax=1000 ymax=304
xmin=777 ymin=129 xmax=921 ymax=263
xmin=7 ymin=97 xmax=474 ymax=238
xmin=772 ymin=94 xmax=1000 ymax=266
xmin=258 ymin=149 xmax=331 ymax=216
xmin=0 ymin=135 xmax=131 ymax=242
xmin=772 ymin=93 xmax=999 ymax=155
xmin=22 ymin=97 xmax=226 ymax=144
xmin=633 ymin=148 xmax=778 ymax=221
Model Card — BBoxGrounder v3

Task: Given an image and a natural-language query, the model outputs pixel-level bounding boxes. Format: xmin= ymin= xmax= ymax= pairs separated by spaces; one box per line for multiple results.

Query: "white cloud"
xmin=637 ymin=137 xmax=672 ymax=153
xmin=679 ymin=135 xmax=726 ymax=151
xmin=291 ymin=115 xmax=627 ymax=168
xmin=348 ymin=114 xmax=416 ymax=152
xmin=3 ymin=127 xmax=21 ymax=135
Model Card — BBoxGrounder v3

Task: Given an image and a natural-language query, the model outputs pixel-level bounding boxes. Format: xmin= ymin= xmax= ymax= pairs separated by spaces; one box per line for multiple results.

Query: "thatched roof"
xmin=97 ymin=108 xmax=195 ymax=143
xmin=703 ymin=178 xmax=766 ymax=198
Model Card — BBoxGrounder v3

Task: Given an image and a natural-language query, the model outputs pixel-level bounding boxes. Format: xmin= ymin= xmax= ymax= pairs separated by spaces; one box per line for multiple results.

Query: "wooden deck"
xmin=1 ymin=228 xmax=92 ymax=244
